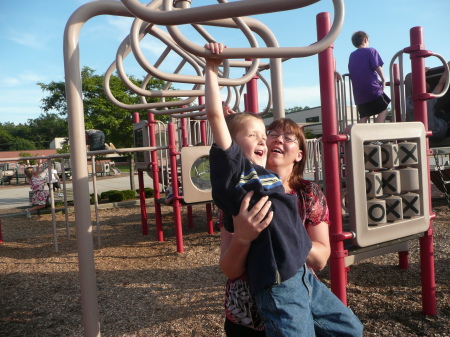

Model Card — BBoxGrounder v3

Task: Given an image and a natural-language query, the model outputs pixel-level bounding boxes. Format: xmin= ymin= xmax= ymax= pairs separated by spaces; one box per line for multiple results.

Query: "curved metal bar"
xmin=104 ymin=61 xmax=199 ymax=110
xmin=389 ymin=50 xmax=405 ymax=123
xmin=120 ymin=0 xmax=320 ymax=26
xmin=256 ymin=71 xmax=272 ymax=116
xmin=166 ymin=0 xmax=344 ymax=59
xmin=114 ymin=29 xmax=205 ymax=98
xmin=430 ymin=53 xmax=450 ymax=99
xmin=129 ymin=21 xmax=215 ymax=84
xmin=130 ymin=19 xmax=259 ymax=86
xmin=169 ymin=15 xmax=286 ymax=116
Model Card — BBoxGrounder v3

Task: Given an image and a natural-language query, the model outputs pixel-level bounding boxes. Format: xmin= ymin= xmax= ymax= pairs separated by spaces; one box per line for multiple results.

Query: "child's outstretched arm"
xmin=204 ymin=42 xmax=232 ymax=151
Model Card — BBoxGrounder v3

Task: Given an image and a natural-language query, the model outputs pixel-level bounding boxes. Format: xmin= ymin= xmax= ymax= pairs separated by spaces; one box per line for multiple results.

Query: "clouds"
xmin=0 ymin=71 xmax=43 ymax=88
xmin=7 ymin=30 xmax=45 ymax=50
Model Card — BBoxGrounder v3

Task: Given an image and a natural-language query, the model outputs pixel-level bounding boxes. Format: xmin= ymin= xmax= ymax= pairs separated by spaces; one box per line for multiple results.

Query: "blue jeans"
xmin=254 ymin=265 xmax=363 ymax=337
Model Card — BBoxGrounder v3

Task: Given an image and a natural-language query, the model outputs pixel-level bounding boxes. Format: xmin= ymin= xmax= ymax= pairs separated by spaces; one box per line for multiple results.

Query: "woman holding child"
xmin=219 ymin=117 xmax=363 ymax=337
xmin=204 ymin=42 xmax=362 ymax=336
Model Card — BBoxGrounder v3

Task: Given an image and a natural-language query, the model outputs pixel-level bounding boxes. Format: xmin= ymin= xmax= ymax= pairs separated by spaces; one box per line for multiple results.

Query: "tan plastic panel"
xmin=133 ymin=121 xmax=151 ymax=170
xmin=344 ymin=122 xmax=430 ymax=247
xmin=181 ymin=146 xmax=212 ymax=203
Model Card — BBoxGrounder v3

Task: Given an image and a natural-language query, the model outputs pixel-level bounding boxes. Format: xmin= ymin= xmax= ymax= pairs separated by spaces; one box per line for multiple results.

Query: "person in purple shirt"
xmin=348 ymin=31 xmax=390 ymax=123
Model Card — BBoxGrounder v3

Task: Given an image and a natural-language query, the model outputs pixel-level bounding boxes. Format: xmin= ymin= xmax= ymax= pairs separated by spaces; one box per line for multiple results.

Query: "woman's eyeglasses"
xmin=266 ymin=130 xmax=298 ymax=143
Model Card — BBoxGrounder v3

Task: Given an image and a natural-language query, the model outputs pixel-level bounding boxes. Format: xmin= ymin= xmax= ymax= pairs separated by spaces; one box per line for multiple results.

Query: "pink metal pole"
xmin=317 ymin=12 xmax=348 ymax=305
xmin=199 ymin=96 xmax=208 ymax=145
xmin=148 ymin=112 xmax=164 ymax=242
xmin=134 ymin=112 xmax=149 ymax=236
xmin=206 ymin=203 xmax=214 ymax=234
xmin=168 ymin=122 xmax=184 ymax=252
xmin=398 ymin=251 xmax=409 ymax=269
xmin=246 ymin=59 xmax=259 ymax=113
xmin=137 ymin=171 xmax=148 ymax=235
xmin=180 ymin=115 xmax=194 ymax=229
xmin=409 ymin=26 xmax=436 ymax=316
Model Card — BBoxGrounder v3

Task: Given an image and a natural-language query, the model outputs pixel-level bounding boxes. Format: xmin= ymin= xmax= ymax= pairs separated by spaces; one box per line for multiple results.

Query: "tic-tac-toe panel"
xmin=181 ymin=146 xmax=212 ymax=203
xmin=133 ymin=120 xmax=151 ymax=170
xmin=344 ymin=122 xmax=430 ymax=247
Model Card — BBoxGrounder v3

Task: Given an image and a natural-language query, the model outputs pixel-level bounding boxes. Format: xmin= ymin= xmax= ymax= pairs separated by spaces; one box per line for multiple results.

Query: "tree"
xmin=38 ymin=66 xmax=178 ymax=190
xmin=38 ymin=67 xmax=172 ymax=149
xmin=11 ymin=138 xmax=36 ymax=151
xmin=0 ymin=128 xmax=14 ymax=151
xmin=27 ymin=113 xmax=69 ymax=147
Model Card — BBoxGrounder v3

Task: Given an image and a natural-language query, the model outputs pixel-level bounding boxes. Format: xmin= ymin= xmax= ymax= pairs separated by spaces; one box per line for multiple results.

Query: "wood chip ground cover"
xmin=0 ymin=198 xmax=449 ymax=336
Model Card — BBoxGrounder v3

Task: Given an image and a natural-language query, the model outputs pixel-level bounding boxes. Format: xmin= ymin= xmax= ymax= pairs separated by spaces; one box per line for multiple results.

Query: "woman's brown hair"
xmin=266 ymin=118 xmax=307 ymax=191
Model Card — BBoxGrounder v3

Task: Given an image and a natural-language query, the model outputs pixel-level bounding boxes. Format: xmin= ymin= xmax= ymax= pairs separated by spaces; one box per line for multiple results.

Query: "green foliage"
xmin=122 ymin=190 xmax=137 ymax=200
xmin=89 ymin=193 xmax=101 ymax=205
xmin=304 ymin=128 xmax=317 ymax=139
xmin=38 ymin=66 xmax=175 ymax=150
xmin=11 ymin=138 xmax=36 ymax=151
xmin=136 ymin=187 xmax=154 ymax=198
xmin=0 ymin=114 xmax=68 ymax=150
xmin=106 ymin=189 xmax=136 ymax=202
xmin=100 ymin=190 xmax=120 ymax=200
xmin=0 ymin=128 xmax=14 ymax=151
xmin=18 ymin=152 xmax=39 ymax=165
xmin=106 ymin=191 xmax=124 ymax=202
xmin=56 ymin=141 xmax=70 ymax=155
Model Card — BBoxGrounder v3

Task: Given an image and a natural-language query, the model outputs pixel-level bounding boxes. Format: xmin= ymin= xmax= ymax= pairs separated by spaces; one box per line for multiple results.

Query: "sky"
xmin=1 ymin=0 xmax=449 ymax=125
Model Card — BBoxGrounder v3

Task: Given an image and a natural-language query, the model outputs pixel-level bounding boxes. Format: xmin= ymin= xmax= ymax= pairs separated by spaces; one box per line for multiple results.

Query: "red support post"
xmin=133 ymin=112 xmax=149 ymax=236
xmin=168 ymin=122 xmax=184 ymax=253
xmin=317 ymin=12 xmax=348 ymax=305
xmin=138 ymin=170 xmax=148 ymax=236
xmin=246 ymin=59 xmax=259 ymax=113
xmin=409 ymin=26 xmax=436 ymax=316
xmin=148 ymin=112 xmax=164 ymax=242
xmin=180 ymin=115 xmax=194 ymax=229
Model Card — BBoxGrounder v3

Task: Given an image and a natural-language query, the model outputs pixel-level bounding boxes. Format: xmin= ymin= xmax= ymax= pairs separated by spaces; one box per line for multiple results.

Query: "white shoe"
xmin=58 ymin=193 xmax=64 ymax=197
xmin=25 ymin=209 xmax=31 ymax=218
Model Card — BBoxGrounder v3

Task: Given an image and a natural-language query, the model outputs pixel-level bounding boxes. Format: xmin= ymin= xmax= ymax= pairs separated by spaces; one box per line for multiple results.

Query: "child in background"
xmin=348 ymin=31 xmax=390 ymax=123
xmin=24 ymin=159 xmax=49 ymax=218
xmin=164 ymin=180 xmax=182 ymax=205
xmin=204 ymin=42 xmax=314 ymax=336
xmin=46 ymin=162 xmax=63 ymax=197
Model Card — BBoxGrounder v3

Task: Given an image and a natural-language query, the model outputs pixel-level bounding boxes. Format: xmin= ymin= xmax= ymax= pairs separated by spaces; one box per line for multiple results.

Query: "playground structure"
xmin=34 ymin=0 xmax=447 ymax=335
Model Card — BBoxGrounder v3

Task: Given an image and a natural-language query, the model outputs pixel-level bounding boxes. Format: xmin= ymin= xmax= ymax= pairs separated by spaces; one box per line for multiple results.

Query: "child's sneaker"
xmin=58 ymin=193 xmax=64 ymax=197
xmin=25 ymin=209 xmax=31 ymax=218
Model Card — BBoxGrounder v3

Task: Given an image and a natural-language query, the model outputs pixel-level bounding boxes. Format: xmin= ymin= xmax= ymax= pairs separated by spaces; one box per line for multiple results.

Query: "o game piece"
xmin=367 ymin=199 xmax=386 ymax=226
xmin=384 ymin=195 xmax=403 ymax=221
xmin=364 ymin=144 xmax=382 ymax=170
xmin=380 ymin=143 xmax=399 ymax=168
xmin=366 ymin=172 xmax=383 ymax=198
xmin=398 ymin=142 xmax=419 ymax=166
